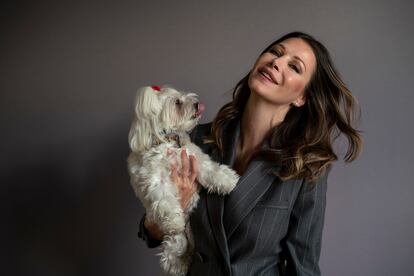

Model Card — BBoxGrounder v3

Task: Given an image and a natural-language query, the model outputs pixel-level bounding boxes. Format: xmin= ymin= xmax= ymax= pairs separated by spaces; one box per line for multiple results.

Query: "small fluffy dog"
xmin=127 ymin=85 xmax=239 ymax=275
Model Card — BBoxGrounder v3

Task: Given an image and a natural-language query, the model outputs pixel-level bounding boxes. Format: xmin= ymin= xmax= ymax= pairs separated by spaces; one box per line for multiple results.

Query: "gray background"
xmin=2 ymin=0 xmax=413 ymax=275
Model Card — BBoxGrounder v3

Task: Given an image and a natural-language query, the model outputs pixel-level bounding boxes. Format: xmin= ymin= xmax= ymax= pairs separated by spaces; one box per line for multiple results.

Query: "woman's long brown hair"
xmin=209 ymin=32 xmax=363 ymax=182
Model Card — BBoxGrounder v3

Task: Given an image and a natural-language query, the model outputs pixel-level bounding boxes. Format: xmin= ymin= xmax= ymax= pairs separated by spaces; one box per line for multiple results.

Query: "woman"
xmin=139 ymin=31 xmax=362 ymax=275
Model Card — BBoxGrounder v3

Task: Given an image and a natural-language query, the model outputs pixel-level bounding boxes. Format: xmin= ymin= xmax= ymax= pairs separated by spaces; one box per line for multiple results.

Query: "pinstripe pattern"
xmin=228 ymin=162 xmax=263 ymax=194
xmin=224 ymin=163 xmax=275 ymax=239
xmin=185 ymin=121 xmax=327 ymax=275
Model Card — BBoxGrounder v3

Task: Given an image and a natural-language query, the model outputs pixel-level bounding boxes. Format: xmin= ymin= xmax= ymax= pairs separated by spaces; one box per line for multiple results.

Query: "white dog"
xmin=127 ymin=85 xmax=239 ymax=275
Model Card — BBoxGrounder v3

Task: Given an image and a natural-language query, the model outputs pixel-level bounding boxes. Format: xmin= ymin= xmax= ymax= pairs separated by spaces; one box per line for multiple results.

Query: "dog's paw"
xmin=160 ymin=260 xmax=189 ymax=276
xmin=205 ymin=165 xmax=239 ymax=194
xmin=159 ymin=233 xmax=190 ymax=276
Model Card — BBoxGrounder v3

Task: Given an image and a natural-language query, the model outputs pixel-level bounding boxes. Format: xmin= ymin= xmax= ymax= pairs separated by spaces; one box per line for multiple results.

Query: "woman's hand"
xmin=144 ymin=217 xmax=164 ymax=241
xmin=143 ymin=148 xmax=198 ymax=241
xmin=170 ymin=148 xmax=199 ymax=209
xmin=142 ymin=149 xmax=198 ymax=242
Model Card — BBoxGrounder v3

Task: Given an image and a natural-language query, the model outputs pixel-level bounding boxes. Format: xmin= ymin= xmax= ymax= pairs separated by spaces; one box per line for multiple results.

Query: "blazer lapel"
xmin=206 ymin=119 xmax=239 ymax=268
xmin=205 ymin=119 xmax=280 ymax=259
xmin=223 ymin=159 xmax=279 ymax=239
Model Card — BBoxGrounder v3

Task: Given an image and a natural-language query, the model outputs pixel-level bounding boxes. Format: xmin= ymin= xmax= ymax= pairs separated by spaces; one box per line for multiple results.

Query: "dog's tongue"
xmin=198 ymin=102 xmax=205 ymax=114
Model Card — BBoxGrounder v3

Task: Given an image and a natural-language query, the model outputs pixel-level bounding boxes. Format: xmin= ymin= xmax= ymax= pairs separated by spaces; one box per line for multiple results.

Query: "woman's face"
xmin=248 ymin=38 xmax=316 ymax=107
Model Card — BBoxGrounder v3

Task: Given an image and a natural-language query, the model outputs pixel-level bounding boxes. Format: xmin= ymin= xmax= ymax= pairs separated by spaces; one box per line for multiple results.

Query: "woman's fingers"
xmin=189 ymin=154 xmax=198 ymax=183
xmin=168 ymin=149 xmax=198 ymax=209
xmin=181 ymin=149 xmax=190 ymax=177
xmin=170 ymin=163 xmax=178 ymax=183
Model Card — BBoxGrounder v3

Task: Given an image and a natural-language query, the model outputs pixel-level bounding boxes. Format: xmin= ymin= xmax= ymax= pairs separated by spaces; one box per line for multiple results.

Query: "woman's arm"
xmin=281 ymin=171 xmax=329 ymax=276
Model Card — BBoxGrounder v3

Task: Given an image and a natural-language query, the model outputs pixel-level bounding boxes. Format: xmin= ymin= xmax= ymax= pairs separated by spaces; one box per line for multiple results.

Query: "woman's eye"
xmin=289 ymin=64 xmax=300 ymax=73
xmin=269 ymin=49 xmax=281 ymax=56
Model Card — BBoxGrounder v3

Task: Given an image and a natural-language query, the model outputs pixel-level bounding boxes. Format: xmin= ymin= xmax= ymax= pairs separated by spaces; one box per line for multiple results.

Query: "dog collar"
xmin=152 ymin=130 xmax=181 ymax=147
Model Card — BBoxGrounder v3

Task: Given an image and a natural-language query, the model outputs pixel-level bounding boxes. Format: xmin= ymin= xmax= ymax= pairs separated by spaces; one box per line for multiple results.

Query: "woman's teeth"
xmin=260 ymin=71 xmax=273 ymax=82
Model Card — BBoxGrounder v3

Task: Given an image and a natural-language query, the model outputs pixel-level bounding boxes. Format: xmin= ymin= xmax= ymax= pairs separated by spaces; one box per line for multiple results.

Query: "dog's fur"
xmin=127 ymin=86 xmax=239 ymax=275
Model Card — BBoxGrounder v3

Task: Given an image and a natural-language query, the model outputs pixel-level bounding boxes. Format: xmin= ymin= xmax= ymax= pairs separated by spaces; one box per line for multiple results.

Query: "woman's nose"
xmin=270 ymin=58 xmax=280 ymax=71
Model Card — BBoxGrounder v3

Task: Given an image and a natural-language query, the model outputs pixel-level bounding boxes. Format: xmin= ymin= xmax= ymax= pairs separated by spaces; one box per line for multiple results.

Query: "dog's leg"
xmin=132 ymin=148 xmax=188 ymax=234
xmin=184 ymin=192 xmax=200 ymax=216
xmin=147 ymin=193 xmax=186 ymax=234
xmin=160 ymin=232 xmax=190 ymax=276
xmin=185 ymin=143 xmax=239 ymax=195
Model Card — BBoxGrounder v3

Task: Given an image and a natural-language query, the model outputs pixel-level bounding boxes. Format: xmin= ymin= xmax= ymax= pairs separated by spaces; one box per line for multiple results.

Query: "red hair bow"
xmin=151 ymin=85 xmax=161 ymax=91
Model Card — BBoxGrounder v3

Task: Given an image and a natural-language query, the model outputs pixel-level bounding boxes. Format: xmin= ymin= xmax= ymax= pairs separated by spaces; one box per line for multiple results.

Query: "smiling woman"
xmin=212 ymin=32 xmax=363 ymax=182
xmin=139 ymin=31 xmax=363 ymax=276
xmin=247 ymin=38 xmax=316 ymax=125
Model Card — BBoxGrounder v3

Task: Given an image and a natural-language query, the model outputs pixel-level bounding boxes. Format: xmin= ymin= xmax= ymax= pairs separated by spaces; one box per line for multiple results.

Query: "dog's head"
xmin=129 ymin=86 xmax=204 ymax=152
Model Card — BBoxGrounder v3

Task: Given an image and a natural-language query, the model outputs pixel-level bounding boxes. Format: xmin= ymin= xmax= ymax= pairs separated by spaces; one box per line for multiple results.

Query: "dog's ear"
xmin=128 ymin=86 xmax=163 ymax=152
xmin=135 ymin=86 xmax=163 ymax=118
xmin=128 ymin=117 xmax=152 ymax=152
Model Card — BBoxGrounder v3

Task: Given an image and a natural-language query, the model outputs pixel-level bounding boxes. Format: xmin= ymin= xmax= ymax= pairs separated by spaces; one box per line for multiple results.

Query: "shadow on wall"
xmin=3 ymin=130 xmax=142 ymax=276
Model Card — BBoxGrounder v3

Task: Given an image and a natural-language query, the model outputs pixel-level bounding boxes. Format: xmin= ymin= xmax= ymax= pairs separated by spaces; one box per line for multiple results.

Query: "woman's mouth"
xmin=258 ymin=70 xmax=278 ymax=85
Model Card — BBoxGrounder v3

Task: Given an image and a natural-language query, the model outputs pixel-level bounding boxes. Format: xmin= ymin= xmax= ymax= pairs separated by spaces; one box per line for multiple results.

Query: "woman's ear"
xmin=292 ymin=95 xmax=306 ymax=107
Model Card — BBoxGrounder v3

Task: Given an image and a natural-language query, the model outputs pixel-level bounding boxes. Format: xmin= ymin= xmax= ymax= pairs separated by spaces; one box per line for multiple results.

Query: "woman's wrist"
xmin=138 ymin=214 xmax=162 ymax=248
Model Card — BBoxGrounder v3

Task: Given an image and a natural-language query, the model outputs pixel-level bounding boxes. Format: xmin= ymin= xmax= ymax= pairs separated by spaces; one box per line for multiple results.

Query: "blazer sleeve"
xmin=281 ymin=171 xmax=329 ymax=276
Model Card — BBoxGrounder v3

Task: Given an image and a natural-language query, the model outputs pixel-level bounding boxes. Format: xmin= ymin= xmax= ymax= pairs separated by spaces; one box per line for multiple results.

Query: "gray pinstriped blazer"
xmin=187 ymin=119 xmax=328 ymax=276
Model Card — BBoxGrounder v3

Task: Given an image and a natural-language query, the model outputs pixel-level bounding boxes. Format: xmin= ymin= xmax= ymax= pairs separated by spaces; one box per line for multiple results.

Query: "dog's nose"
xmin=194 ymin=102 xmax=199 ymax=110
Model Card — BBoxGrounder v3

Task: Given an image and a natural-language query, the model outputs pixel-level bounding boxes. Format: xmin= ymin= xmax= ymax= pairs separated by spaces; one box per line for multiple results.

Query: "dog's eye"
xmin=175 ymin=99 xmax=182 ymax=105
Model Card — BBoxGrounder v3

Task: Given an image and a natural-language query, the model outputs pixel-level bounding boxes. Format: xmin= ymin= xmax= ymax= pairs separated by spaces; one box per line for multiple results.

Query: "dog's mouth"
xmin=192 ymin=102 xmax=205 ymax=119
